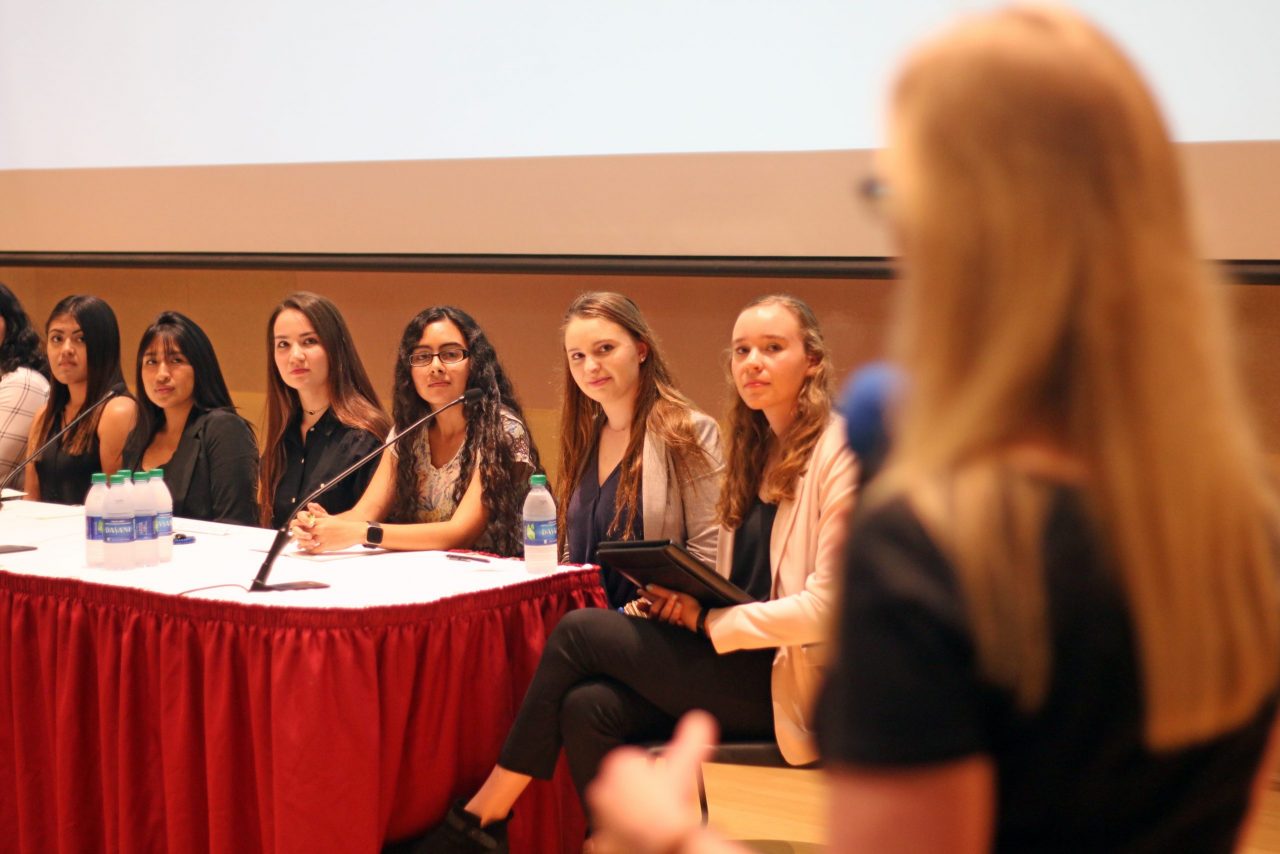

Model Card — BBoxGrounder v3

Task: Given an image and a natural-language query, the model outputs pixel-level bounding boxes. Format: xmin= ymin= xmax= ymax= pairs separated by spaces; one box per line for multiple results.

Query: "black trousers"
xmin=497 ymin=607 xmax=775 ymax=799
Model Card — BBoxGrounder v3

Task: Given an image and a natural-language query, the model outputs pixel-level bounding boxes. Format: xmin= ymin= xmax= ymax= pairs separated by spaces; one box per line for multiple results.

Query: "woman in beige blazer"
xmin=400 ymin=294 xmax=854 ymax=853
xmin=556 ymin=291 xmax=722 ymax=608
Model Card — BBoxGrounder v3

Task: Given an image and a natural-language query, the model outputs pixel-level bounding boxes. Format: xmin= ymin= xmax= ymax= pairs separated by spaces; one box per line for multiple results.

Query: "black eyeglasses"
xmin=407 ymin=347 xmax=469 ymax=367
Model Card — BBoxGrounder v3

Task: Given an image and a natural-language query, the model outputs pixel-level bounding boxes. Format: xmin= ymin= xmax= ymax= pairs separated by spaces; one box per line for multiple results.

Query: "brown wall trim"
xmin=1 ymin=253 xmax=1278 ymax=284
xmin=0 ymin=253 xmax=896 ymax=279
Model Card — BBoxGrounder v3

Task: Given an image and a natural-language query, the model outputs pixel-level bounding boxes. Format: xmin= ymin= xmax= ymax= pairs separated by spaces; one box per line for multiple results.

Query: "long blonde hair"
xmin=880 ymin=5 xmax=1279 ymax=748
xmin=718 ymin=295 xmax=835 ymax=529
xmin=557 ymin=292 xmax=714 ymax=546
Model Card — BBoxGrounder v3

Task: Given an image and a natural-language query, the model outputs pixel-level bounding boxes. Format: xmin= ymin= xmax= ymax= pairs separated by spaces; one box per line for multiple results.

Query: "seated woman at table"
xmin=559 ymin=292 xmax=722 ymax=608
xmin=122 ymin=311 xmax=258 ymax=525
xmin=399 ymin=294 xmax=857 ymax=852
xmin=259 ymin=292 xmax=391 ymax=529
xmin=292 ymin=305 xmax=541 ymax=557
xmin=25 ymin=295 xmax=137 ymax=505
xmin=0 ymin=281 xmax=50 ymax=483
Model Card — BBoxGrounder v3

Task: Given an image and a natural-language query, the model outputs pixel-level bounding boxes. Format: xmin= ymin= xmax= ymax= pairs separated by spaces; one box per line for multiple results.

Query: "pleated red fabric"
xmin=0 ymin=568 xmax=607 ymax=853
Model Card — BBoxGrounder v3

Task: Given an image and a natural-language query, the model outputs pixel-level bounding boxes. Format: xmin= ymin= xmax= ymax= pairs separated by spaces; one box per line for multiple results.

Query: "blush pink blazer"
xmin=705 ymin=415 xmax=857 ymax=765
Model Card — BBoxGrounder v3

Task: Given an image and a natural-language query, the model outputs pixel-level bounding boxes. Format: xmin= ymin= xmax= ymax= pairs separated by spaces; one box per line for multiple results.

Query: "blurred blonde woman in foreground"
xmin=588 ymin=6 xmax=1280 ymax=852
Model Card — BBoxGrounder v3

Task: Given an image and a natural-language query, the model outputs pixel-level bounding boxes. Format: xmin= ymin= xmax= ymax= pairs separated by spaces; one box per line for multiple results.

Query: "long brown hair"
xmin=880 ymin=5 xmax=1279 ymax=748
xmin=557 ymin=292 xmax=715 ymax=547
xmin=258 ymin=292 xmax=390 ymax=525
xmin=717 ymin=295 xmax=835 ymax=529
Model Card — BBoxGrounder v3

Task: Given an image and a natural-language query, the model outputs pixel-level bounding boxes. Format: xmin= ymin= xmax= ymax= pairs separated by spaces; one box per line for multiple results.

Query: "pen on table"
xmin=446 ymin=553 xmax=491 ymax=564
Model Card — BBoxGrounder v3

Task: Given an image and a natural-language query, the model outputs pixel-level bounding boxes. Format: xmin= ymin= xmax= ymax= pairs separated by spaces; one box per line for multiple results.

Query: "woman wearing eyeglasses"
xmin=291 ymin=305 xmax=541 ymax=557
xmin=259 ymin=292 xmax=391 ymax=529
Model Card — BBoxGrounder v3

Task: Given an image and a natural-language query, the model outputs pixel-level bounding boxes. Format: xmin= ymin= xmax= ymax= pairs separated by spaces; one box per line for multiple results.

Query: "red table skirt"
xmin=0 ymin=568 xmax=608 ymax=853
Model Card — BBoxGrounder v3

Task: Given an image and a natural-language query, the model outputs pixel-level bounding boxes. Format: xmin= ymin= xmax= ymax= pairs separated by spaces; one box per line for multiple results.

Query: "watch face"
xmin=367 ymin=523 xmax=383 ymax=545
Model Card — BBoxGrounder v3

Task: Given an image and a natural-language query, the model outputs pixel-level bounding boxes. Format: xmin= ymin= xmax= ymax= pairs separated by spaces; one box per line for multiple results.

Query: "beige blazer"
xmin=706 ymin=415 xmax=857 ymax=765
xmin=641 ymin=410 xmax=723 ymax=566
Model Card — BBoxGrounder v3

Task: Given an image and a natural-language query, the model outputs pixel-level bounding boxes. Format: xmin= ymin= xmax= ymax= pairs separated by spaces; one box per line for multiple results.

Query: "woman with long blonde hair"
xmin=558 ymin=291 xmax=721 ymax=607
xmin=585 ymin=7 xmax=1280 ymax=854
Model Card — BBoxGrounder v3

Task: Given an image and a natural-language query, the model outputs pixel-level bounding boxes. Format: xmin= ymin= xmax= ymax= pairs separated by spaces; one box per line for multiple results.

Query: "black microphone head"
xmin=462 ymin=387 xmax=484 ymax=404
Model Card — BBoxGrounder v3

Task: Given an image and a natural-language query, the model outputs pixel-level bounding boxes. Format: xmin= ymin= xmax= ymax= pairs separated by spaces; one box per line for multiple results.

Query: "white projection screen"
xmin=1 ymin=0 xmax=1278 ymax=260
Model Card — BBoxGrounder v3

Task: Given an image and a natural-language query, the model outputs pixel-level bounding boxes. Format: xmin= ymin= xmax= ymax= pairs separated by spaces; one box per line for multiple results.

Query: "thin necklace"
xmin=303 ymin=404 xmax=328 ymax=416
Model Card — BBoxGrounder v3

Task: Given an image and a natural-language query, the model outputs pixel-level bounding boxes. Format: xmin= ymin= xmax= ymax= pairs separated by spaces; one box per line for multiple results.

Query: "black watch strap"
xmin=365 ymin=521 xmax=384 ymax=546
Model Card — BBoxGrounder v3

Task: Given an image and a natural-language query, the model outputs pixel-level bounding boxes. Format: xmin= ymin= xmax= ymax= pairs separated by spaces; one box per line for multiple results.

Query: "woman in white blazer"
xmin=399 ymin=294 xmax=856 ymax=853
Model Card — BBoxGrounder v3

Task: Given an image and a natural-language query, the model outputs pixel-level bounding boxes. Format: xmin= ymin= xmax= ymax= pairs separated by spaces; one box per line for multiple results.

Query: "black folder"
xmin=594 ymin=539 xmax=754 ymax=608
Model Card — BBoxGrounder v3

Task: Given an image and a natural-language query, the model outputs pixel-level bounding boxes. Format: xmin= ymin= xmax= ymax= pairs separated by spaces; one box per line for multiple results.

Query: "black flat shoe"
xmin=400 ymin=800 xmax=511 ymax=854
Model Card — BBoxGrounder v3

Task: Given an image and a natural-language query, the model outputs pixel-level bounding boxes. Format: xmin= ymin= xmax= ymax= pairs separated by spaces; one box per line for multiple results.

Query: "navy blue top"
xmin=568 ymin=451 xmax=644 ymax=608
xmin=730 ymin=497 xmax=777 ymax=602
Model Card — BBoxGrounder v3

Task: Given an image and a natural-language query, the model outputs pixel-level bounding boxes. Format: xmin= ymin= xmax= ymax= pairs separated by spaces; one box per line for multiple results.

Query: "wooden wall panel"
xmin=0 ymin=266 xmax=897 ymax=480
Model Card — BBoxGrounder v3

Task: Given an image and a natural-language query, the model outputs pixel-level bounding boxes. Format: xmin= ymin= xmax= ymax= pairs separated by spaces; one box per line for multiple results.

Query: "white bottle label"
xmin=103 ymin=518 xmax=133 ymax=544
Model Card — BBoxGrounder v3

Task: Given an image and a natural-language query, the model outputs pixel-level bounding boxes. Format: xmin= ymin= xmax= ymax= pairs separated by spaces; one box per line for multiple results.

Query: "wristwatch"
xmin=365 ymin=521 xmax=384 ymax=547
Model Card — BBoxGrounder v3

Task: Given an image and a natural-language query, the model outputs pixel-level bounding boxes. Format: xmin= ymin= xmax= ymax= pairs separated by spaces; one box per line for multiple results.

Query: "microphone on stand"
xmin=0 ymin=383 xmax=127 ymax=553
xmin=839 ymin=362 xmax=901 ymax=489
xmin=249 ymin=387 xmax=485 ymax=592
xmin=0 ymin=382 xmax=126 ymax=501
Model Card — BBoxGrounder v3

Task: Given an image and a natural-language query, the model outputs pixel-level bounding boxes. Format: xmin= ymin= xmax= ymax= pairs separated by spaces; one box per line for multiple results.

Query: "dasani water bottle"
xmin=522 ymin=474 xmax=557 ymax=574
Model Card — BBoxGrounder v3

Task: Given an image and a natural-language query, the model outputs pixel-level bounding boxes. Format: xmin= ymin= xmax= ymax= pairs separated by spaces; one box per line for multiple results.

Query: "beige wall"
xmin=0 ymin=266 xmax=897 ymax=481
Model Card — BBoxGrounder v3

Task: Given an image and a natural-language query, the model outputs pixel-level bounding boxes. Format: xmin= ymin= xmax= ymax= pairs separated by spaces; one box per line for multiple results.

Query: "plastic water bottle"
xmin=522 ymin=474 xmax=557 ymax=574
xmin=84 ymin=472 xmax=108 ymax=567
xmin=103 ymin=472 xmax=135 ymax=569
xmin=132 ymin=470 xmax=158 ymax=566
xmin=151 ymin=470 xmax=174 ymax=563
xmin=117 ymin=469 xmax=136 ymax=563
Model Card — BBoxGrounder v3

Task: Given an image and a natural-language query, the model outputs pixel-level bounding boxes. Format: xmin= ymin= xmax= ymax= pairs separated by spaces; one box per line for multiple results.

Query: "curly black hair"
xmin=387 ymin=306 xmax=541 ymax=556
xmin=0 ymin=282 xmax=49 ymax=378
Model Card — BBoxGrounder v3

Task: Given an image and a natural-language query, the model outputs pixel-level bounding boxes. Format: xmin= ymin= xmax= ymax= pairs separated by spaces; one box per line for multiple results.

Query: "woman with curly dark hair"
xmin=291 ymin=305 xmax=540 ymax=557
xmin=0 ymin=282 xmax=50 ymax=482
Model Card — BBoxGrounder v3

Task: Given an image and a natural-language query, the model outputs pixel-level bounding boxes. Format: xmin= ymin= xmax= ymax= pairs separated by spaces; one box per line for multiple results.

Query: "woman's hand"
xmin=643 ymin=584 xmax=703 ymax=633
xmin=588 ymin=711 xmax=736 ymax=854
xmin=290 ymin=503 xmax=361 ymax=553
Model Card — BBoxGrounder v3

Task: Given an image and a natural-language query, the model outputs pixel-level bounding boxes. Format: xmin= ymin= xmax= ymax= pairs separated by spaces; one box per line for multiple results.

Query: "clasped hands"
xmin=289 ymin=503 xmax=363 ymax=553
xmin=633 ymin=584 xmax=704 ymax=634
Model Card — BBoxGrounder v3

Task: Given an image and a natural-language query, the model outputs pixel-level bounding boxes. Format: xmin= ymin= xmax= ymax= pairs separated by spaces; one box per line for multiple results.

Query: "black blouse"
xmin=817 ymin=489 xmax=1279 ymax=851
xmin=126 ymin=408 xmax=258 ymax=526
xmin=33 ymin=410 xmax=100 ymax=506
xmin=729 ymin=497 xmax=777 ymax=602
xmin=269 ymin=409 xmax=383 ymax=529
xmin=567 ymin=453 xmax=644 ymax=608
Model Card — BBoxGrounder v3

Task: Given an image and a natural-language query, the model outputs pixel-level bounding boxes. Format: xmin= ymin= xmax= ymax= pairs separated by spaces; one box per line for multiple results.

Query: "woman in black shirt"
xmin=257 ymin=292 xmax=390 ymax=529
xmin=25 ymin=295 xmax=137 ymax=505
xmin=123 ymin=312 xmax=258 ymax=525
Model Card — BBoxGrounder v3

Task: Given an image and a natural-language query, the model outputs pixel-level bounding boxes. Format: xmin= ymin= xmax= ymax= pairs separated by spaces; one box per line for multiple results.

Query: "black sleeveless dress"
xmin=33 ymin=409 xmax=101 ymax=505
